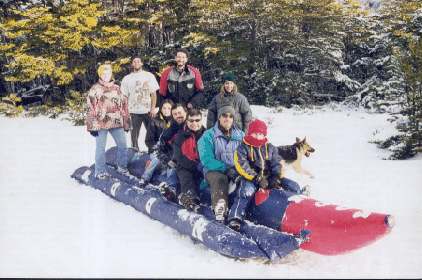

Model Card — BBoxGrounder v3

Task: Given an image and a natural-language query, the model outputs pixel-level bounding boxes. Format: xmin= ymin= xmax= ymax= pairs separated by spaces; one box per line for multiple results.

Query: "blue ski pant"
xmin=228 ymin=177 xmax=301 ymax=222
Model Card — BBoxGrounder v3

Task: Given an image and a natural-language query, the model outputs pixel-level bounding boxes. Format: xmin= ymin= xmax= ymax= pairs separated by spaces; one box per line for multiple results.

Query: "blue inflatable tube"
xmin=71 ymin=164 xmax=300 ymax=262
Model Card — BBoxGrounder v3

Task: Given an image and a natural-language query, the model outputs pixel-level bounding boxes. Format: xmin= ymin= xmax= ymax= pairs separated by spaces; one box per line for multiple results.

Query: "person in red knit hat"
xmin=227 ymin=119 xmax=301 ymax=231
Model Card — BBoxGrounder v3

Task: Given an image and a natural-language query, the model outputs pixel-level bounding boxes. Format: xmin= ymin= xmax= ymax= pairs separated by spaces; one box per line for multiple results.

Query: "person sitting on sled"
xmin=227 ymin=119 xmax=304 ymax=231
xmin=173 ymin=108 xmax=206 ymax=211
xmin=198 ymin=105 xmax=244 ymax=222
xmin=145 ymin=98 xmax=174 ymax=153
xmin=139 ymin=103 xmax=187 ymax=199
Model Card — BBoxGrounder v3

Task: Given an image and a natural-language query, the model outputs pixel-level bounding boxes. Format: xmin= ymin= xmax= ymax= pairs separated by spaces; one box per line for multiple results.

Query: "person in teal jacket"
xmin=198 ymin=105 xmax=244 ymax=222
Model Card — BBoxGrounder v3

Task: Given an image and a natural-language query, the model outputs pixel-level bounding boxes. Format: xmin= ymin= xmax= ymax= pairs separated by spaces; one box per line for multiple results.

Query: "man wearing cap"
xmin=206 ymin=71 xmax=252 ymax=132
xmin=198 ymin=105 xmax=244 ymax=222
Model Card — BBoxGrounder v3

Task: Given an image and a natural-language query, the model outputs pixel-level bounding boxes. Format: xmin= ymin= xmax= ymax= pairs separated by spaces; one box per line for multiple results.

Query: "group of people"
xmin=85 ymin=49 xmax=304 ymax=231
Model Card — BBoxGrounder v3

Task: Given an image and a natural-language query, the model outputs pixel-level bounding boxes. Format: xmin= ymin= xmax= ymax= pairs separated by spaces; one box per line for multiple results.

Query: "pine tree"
xmin=377 ymin=0 xmax=422 ymax=158
xmin=0 ymin=0 xmax=140 ymax=92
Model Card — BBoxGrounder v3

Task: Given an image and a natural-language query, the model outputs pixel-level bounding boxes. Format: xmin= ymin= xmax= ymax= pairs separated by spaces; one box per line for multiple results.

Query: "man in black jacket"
xmin=173 ymin=108 xmax=206 ymax=211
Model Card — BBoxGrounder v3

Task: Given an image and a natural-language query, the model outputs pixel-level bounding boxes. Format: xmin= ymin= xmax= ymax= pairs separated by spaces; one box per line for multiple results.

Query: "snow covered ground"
xmin=1 ymin=104 xmax=421 ymax=278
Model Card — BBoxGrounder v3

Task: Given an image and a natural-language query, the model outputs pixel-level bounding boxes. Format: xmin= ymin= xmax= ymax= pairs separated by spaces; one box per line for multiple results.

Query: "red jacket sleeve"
xmin=189 ymin=66 xmax=204 ymax=91
xmin=159 ymin=67 xmax=172 ymax=96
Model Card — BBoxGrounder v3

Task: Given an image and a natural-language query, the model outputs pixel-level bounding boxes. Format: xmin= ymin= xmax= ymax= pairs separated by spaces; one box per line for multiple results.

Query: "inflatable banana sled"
xmin=71 ymin=147 xmax=394 ymax=260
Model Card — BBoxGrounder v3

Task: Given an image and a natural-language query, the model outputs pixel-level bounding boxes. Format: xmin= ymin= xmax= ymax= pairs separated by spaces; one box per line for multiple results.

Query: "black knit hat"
xmin=222 ymin=72 xmax=236 ymax=82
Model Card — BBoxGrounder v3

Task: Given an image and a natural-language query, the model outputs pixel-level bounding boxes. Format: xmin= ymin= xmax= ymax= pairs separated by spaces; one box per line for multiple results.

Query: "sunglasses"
xmin=187 ymin=118 xmax=202 ymax=123
xmin=221 ymin=113 xmax=234 ymax=119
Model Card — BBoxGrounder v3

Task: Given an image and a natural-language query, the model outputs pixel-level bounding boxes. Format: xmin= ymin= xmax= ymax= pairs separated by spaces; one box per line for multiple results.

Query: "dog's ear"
xmin=303 ymin=136 xmax=307 ymax=142
xmin=296 ymin=137 xmax=301 ymax=143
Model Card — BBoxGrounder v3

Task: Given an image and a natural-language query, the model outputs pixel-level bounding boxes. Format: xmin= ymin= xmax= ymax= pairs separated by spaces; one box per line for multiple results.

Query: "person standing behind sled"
xmin=121 ymin=56 xmax=160 ymax=151
xmin=207 ymin=72 xmax=252 ymax=132
xmin=173 ymin=109 xmax=206 ymax=212
xmin=145 ymin=99 xmax=174 ymax=153
xmin=227 ymin=119 xmax=302 ymax=231
xmin=159 ymin=48 xmax=204 ymax=109
xmin=86 ymin=63 xmax=130 ymax=179
xmin=198 ymin=105 xmax=244 ymax=222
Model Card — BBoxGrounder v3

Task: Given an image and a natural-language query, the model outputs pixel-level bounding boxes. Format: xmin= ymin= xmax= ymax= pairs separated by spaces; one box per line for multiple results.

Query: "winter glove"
xmin=157 ymin=152 xmax=170 ymax=166
xmin=150 ymin=143 xmax=160 ymax=156
xmin=167 ymin=160 xmax=177 ymax=169
xmin=269 ymin=176 xmax=282 ymax=189
xmin=226 ymin=167 xmax=239 ymax=182
xmin=253 ymin=174 xmax=269 ymax=189
xmin=89 ymin=131 xmax=98 ymax=137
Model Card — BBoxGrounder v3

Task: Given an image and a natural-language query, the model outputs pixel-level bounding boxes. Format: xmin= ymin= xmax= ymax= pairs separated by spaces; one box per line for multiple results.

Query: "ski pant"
xmin=95 ymin=127 xmax=127 ymax=176
xmin=280 ymin=177 xmax=301 ymax=194
xmin=130 ymin=113 xmax=150 ymax=150
xmin=227 ymin=177 xmax=302 ymax=222
xmin=205 ymin=171 xmax=229 ymax=209
xmin=228 ymin=178 xmax=257 ymax=222
xmin=176 ymin=167 xmax=203 ymax=200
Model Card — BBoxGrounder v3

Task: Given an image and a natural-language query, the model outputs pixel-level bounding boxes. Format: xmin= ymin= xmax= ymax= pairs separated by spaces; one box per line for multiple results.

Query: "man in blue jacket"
xmin=198 ymin=105 xmax=244 ymax=222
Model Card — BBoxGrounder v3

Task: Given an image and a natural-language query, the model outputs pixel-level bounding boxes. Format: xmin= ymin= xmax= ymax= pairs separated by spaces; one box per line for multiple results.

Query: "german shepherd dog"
xmin=278 ymin=137 xmax=315 ymax=178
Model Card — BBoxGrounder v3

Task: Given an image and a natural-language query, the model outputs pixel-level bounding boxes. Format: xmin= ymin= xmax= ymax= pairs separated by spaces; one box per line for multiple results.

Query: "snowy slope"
xmin=0 ymin=104 xmax=421 ymax=278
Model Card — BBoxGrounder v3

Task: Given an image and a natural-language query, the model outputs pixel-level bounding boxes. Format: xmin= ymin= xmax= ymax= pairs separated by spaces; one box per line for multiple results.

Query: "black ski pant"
xmin=176 ymin=167 xmax=203 ymax=199
xmin=205 ymin=171 xmax=229 ymax=209
xmin=130 ymin=113 xmax=150 ymax=150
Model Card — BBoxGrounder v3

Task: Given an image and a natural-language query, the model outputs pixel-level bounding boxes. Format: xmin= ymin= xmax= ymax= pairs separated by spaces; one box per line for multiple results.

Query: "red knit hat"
xmin=247 ymin=119 xmax=267 ymax=136
xmin=244 ymin=119 xmax=268 ymax=147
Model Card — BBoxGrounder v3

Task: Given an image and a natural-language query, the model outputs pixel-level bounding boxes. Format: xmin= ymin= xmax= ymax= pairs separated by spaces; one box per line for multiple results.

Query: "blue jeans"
xmin=95 ymin=128 xmax=127 ymax=176
xmin=228 ymin=178 xmax=257 ymax=222
xmin=164 ymin=167 xmax=180 ymax=195
xmin=164 ymin=167 xmax=179 ymax=189
xmin=142 ymin=153 xmax=161 ymax=181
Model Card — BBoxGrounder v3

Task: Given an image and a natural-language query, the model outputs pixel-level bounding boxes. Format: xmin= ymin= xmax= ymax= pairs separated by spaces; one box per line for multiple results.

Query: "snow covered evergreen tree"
xmin=343 ymin=14 xmax=406 ymax=113
xmin=375 ymin=1 xmax=422 ymax=159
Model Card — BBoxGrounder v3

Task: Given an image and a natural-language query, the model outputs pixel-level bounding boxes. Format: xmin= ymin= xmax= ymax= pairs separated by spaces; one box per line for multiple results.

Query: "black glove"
xmin=167 ymin=160 xmax=176 ymax=169
xmin=253 ymin=174 xmax=269 ymax=189
xmin=89 ymin=131 xmax=98 ymax=137
xmin=150 ymin=143 xmax=160 ymax=156
xmin=226 ymin=167 xmax=239 ymax=182
xmin=269 ymin=176 xmax=282 ymax=189
xmin=157 ymin=152 xmax=169 ymax=165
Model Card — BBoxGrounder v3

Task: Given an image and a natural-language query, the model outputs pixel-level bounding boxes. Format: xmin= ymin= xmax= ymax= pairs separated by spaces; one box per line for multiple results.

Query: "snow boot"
xmin=178 ymin=193 xmax=200 ymax=213
xmin=228 ymin=218 xmax=242 ymax=232
xmin=116 ymin=166 xmax=131 ymax=176
xmin=159 ymin=182 xmax=176 ymax=202
xmin=214 ymin=198 xmax=227 ymax=223
xmin=95 ymin=172 xmax=110 ymax=180
xmin=138 ymin=178 xmax=147 ymax=188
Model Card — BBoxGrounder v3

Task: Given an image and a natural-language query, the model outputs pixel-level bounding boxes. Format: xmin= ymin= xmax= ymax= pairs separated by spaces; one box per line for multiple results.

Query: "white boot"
xmin=214 ymin=198 xmax=227 ymax=223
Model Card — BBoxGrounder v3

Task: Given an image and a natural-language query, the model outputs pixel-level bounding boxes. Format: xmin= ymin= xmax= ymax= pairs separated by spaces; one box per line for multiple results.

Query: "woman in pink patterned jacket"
xmin=86 ymin=63 xmax=131 ymax=179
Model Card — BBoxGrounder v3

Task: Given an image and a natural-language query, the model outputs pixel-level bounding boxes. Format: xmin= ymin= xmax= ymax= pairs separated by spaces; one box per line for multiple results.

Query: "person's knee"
xmin=207 ymin=171 xmax=228 ymax=187
xmin=240 ymin=181 xmax=256 ymax=198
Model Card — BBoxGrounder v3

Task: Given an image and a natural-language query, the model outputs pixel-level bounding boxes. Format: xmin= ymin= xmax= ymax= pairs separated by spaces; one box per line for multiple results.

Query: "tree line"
xmin=0 ymin=0 xmax=421 ymax=158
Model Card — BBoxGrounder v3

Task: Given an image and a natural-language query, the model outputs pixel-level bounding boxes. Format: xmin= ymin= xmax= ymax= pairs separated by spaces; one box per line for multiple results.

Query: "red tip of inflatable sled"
xmin=255 ymin=188 xmax=271 ymax=206
xmin=281 ymin=196 xmax=393 ymax=255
